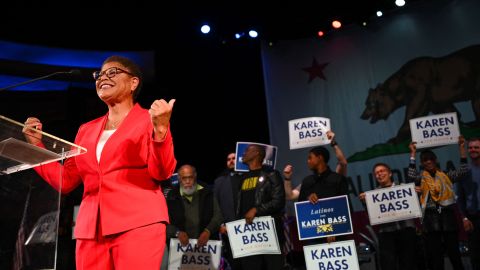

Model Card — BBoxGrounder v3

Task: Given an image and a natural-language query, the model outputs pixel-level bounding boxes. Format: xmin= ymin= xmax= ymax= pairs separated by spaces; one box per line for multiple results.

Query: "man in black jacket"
xmin=236 ymin=144 xmax=286 ymax=270
xmin=214 ymin=152 xmax=243 ymax=269
xmin=298 ymin=146 xmax=349 ymax=244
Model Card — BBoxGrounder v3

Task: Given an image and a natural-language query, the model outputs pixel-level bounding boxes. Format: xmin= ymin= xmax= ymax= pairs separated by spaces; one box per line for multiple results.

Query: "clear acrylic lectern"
xmin=0 ymin=115 xmax=86 ymax=270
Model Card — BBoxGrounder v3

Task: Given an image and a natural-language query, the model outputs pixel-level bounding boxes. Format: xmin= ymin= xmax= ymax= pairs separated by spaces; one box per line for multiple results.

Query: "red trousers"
xmin=75 ymin=222 xmax=166 ymax=270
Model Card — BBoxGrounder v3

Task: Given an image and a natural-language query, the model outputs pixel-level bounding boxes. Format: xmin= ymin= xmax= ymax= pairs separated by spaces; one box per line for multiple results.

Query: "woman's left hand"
xmin=149 ymin=99 xmax=175 ymax=140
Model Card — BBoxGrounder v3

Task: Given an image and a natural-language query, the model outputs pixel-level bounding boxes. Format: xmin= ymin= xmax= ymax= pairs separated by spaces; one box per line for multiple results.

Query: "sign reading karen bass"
xmin=409 ymin=112 xmax=460 ymax=149
xmin=303 ymin=240 xmax=360 ymax=270
xmin=226 ymin=216 xmax=280 ymax=258
xmin=288 ymin=117 xmax=331 ymax=150
xmin=294 ymin=195 xmax=352 ymax=240
xmin=168 ymin=239 xmax=222 ymax=270
xmin=364 ymin=183 xmax=422 ymax=225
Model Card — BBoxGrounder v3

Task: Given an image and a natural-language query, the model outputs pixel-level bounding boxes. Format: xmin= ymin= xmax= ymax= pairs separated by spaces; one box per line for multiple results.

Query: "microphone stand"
xmin=0 ymin=70 xmax=79 ymax=92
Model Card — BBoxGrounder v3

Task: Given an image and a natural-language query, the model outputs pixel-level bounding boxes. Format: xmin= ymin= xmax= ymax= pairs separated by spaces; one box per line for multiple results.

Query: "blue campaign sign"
xmin=294 ymin=195 xmax=353 ymax=240
xmin=234 ymin=142 xmax=278 ymax=172
xmin=169 ymin=173 xmax=179 ymax=186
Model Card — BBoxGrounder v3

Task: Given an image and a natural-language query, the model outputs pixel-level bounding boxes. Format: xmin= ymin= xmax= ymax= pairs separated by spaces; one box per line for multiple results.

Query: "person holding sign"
xmin=297 ymin=145 xmax=349 ymax=244
xmin=23 ymin=55 xmax=176 ymax=270
xmin=359 ymin=163 xmax=418 ymax=270
xmin=283 ymin=130 xmax=347 ymax=201
xmin=408 ymin=137 xmax=468 ymax=270
xmin=456 ymin=137 xmax=480 ymax=270
xmin=166 ymin=164 xmax=223 ymax=247
xmin=237 ymin=144 xmax=286 ymax=270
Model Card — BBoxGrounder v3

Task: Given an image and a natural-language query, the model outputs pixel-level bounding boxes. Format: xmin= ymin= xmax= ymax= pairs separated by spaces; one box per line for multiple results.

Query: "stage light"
xmin=395 ymin=0 xmax=406 ymax=7
xmin=248 ymin=30 xmax=258 ymax=38
xmin=200 ymin=24 xmax=211 ymax=34
xmin=376 ymin=11 xmax=383 ymax=17
xmin=317 ymin=31 xmax=325 ymax=37
xmin=235 ymin=33 xmax=244 ymax=39
xmin=332 ymin=20 xmax=342 ymax=29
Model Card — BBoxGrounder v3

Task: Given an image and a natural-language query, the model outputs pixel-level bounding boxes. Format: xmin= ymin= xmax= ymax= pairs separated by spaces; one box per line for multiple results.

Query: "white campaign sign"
xmin=365 ymin=183 xmax=422 ymax=225
xmin=226 ymin=216 xmax=280 ymax=258
xmin=168 ymin=239 xmax=222 ymax=270
xmin=288 ymin=117 xmax=331 ymax=150
xmin=409 ymin=112 xmax=460 ymax=149
xmin=303 ymin=240 xmax=360 ymax=270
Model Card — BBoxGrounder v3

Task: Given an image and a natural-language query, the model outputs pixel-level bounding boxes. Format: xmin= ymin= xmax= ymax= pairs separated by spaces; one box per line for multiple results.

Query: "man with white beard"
xmin=165 ymin=164 xmax=223 ymax=247
xmin=161 ymin=165 xmax=223 ymax=269
xmin=162 ymin=164 xmax=222 ymax=262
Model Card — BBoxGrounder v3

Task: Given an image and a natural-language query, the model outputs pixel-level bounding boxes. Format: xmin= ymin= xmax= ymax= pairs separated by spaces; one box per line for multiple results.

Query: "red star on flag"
xmin=302 ymin=58 xmax=329 ymax=83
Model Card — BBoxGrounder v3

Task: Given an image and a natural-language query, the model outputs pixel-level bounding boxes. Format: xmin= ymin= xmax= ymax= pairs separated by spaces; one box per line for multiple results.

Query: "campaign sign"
xmin=288 ymin=117 xmax=331 ymax=150
xmin=168 ymin=239 xmax=222 ymax=270
xmin=294 ymin=195 xmax=352 ymax=240
xmin=364 ymin=183 xmax=422 ymax=225
xmin=25 ymin=211 xmax=58 ymax=245
xmin=303 ymin=240 xmax=360 ymax=270
xmin=234 ymin=142 xmax=278 ymax=172
xmin=409 ymin=112 xmax=460 ymax=149
xmin=226 ymin=216 xmax=281 ymax=258
xmin=169 ymin=173 xmax=179 ymax=186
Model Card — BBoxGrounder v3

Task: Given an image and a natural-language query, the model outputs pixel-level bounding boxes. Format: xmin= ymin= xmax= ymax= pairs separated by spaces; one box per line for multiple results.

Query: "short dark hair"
xmin=372 ymin=163 xmax=391 ymax=173
xmin=469 ymin=137 xmax=480 ymax=143
xmin=250 ymin=144 xmax=266 ymax=161
xmin=420 ymin=149 xmax=437 ymax=162
xmin=309 ymin=146 xmax=330 ymax=163
xmin=103 ymin=55 xmax=143 ymax=101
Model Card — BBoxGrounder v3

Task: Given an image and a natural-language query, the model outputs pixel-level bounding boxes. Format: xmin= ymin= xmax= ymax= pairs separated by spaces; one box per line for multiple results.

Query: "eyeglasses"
xmin=92 ymin=67 xmax=134 ymax=80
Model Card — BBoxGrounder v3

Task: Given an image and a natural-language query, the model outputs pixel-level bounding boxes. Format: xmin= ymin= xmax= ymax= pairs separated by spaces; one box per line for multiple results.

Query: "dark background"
xmin=0 ymin=1 xmax=420 ymax=182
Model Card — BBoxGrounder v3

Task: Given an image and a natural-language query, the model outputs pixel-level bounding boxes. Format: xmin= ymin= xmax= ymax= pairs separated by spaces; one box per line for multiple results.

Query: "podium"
xmin=0 ymin=115 xmax=86 ymax=269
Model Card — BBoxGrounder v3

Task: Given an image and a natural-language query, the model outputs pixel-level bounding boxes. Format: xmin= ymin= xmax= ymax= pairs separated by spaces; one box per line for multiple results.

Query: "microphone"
xmin=0 ymin=69 xmax=81 ymax=92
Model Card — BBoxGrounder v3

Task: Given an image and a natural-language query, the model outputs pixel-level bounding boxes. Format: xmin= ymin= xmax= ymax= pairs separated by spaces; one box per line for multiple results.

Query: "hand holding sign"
xmin=409 ymin=142 xmax=417 ymax=158
xmin=197 ymin=230 xmax=210 ymax=247
xmin=244 ymin=207 xmax=257 ymax=224
xmin=326 ymin=236 xmax=336 ymax=243
xmin=459 ymin=135 xmax=467 ymax=158
xmin=326 ymin=130 xmax=335 ymax=142
xmin=177 ymin=231 xmax=189 ymax=246
xmin=308 ymin=193 xmax=319 ymax=204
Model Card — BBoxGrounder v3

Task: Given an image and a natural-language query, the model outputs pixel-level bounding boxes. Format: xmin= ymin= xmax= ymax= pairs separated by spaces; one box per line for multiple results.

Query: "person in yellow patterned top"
xmin=408 ymin=137 xmax=468 ymax=270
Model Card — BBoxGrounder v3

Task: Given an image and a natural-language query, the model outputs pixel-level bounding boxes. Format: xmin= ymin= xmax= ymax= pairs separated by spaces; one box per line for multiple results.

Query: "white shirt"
xmin=96 ymin=129 xmax=116 ymax=163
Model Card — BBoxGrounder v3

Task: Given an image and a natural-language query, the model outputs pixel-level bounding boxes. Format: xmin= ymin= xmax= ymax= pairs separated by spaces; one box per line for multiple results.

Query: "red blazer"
xmin=34 ymin=104 xmax=176 ymax=239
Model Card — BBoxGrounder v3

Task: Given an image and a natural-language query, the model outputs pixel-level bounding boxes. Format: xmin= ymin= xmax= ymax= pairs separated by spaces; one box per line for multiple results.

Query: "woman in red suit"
xmin=23 ymin=55 xmax=176 ymax=269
